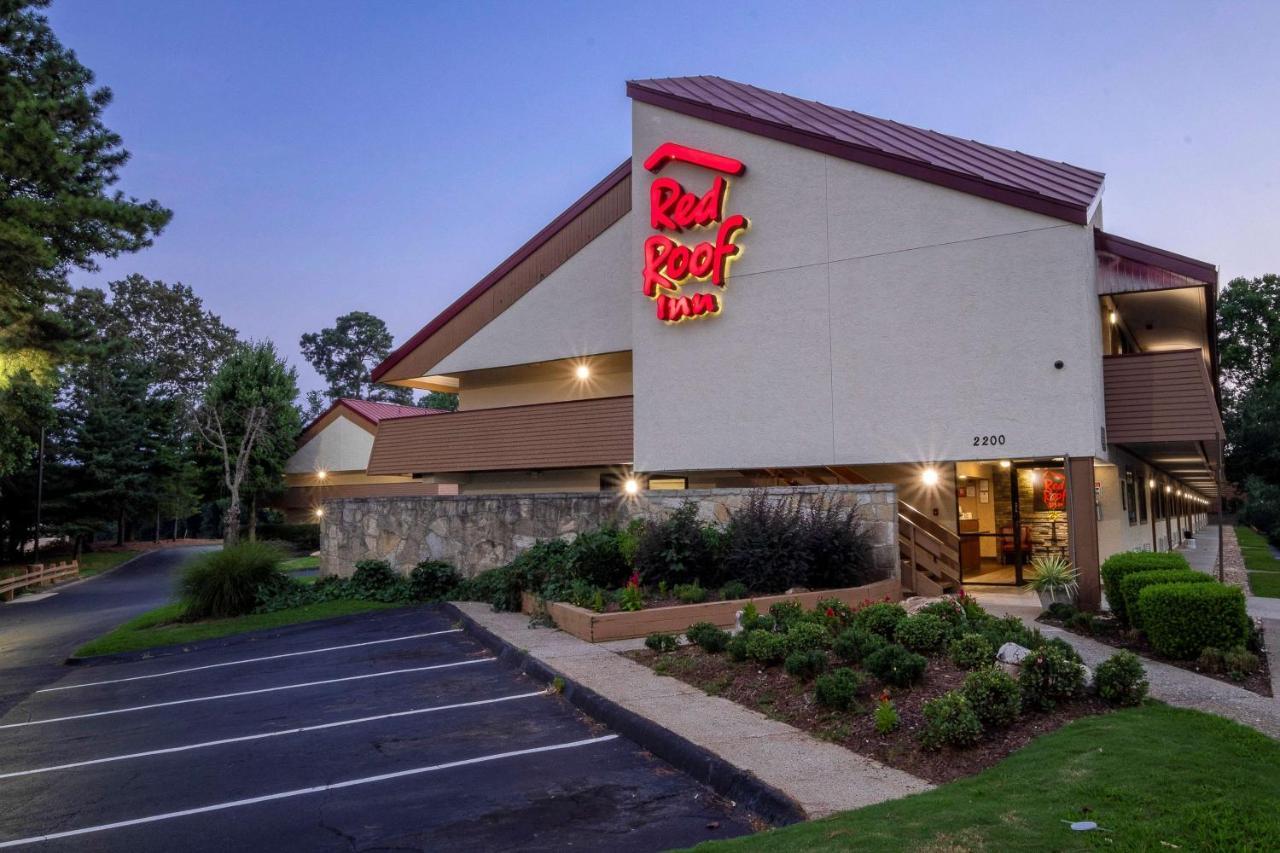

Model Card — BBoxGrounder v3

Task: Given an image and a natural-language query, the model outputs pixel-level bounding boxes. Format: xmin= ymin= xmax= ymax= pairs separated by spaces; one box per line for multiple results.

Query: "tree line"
xmin=0 ymin=2 xmax=452 ymax=557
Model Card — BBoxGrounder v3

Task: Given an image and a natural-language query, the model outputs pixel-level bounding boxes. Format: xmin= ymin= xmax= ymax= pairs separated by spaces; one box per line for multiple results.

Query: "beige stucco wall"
xmin=285 ymin=415 xmax=375 ymax=475
xmin=433 ymin=215 xmax=633 ymax=375
xmin=456 ymin=358 xmax=632 ymax=411
xmin=630 ymin=101 xmax=1107 ymax=474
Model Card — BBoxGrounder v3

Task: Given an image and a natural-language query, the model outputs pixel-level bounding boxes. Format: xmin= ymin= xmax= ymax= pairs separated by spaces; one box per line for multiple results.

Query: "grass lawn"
xmin=1236 ymin=525 xmax=1280 ymax=598
xmin=691 ymin=704 xmax=1280 ymax=852
xmin=76 ymin=550 xmax=139 ymax=577
xmin=74 ymin=598 xmax=401 ymax=658
xmin=281 ymin=555 xmax=320 ymax=572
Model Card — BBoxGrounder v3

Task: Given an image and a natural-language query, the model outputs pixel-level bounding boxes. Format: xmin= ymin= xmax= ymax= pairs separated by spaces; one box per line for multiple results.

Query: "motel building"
xmin=350 ymin=76 xmax=1223 ymax=609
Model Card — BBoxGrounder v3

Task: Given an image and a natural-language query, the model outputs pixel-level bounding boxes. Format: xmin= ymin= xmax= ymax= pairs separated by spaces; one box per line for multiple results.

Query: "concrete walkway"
xmin=970 ymin=585 xmax=1280 ymax=740
xmin=452 ymin=602 xmax=932 ymax=819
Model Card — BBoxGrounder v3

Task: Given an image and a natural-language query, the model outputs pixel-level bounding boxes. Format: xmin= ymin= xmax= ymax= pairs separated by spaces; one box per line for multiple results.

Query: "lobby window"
xmin=648 ymin=477 xmax=687 ymax=491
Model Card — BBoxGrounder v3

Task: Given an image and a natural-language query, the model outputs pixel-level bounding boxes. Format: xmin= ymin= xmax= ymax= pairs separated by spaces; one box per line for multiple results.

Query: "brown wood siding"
xmin=280 ymin=481 xmax=451 ymax=509
xmin=367 ymin=396 xmax=634 ymax=475
xmin=380 ymin=170 xmax=632 ymax=383
xmin=1104 ymin=350 xmax=1224 ymax=444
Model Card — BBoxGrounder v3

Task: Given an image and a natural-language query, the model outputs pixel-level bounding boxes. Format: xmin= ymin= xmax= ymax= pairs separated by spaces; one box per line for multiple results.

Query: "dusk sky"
xmin=48 ymin=0 xmax=1280 ymax=398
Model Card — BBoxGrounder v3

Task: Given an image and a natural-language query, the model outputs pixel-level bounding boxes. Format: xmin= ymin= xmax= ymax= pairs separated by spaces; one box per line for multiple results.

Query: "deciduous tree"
xmin=300 ymin=311 xmax=413 ymax=407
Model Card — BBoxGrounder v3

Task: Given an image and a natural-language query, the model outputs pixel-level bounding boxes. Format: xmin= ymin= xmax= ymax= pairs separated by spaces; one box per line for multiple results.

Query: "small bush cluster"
xmin=1197 ymin=646 xmax=1260 ymax=681
xmin=645 ymin=632 xmax=678 ymax=653
xmin=1094 ymin=651 xmax=1148 ymax=706
xmin=919 ymin=691 xmax=982 ymax=749
xmin=1018 ymin=646 xmax=1084 ymax=711
xmin=865 ymin=644 xmax=927 ymax=686
xmin=855 ymin=602 xmax=908 ymax=639
xmin=250 ymin=554 xmax=463 ymax=615
xmin=834 ymin=627 xmax=887 ymax=664
xmin=814 ymin=667 xmax=866 ymax=710
xmin=745 ymin=629 xmax=788 ymax=665
xmin=948 ymin=633 xmax=994 ymax=670
xmin=784 ymin=649 xmax=828 ymax=680
xmin=408 ymin=561 xmax=461 ymax=601
xmin=783 ymin=621 xmax=831 ymax=654
xmin=1099 ymin=551 xmax=1191 ymax=626
xmin=894 ymin=613 xmax=950 ymax=654
xmin=961 ymin=668 xmax=1021 ymax=728
xmin=686 ymin=621 xmax=730 ymax=653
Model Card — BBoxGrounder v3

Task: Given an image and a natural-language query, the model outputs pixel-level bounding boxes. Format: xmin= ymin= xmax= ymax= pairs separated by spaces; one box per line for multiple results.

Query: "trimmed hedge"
xmin=1100 ymin=551 xmax=1190 ymax=625
xmin=1119 ymin=569 xmax=1214 ymax=630
xmin=1139 ymin=582 xmax=1250 ymax=660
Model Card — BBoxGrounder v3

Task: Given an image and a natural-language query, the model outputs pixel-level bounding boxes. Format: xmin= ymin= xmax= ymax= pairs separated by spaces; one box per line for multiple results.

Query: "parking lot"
xmin=0 ymin=607 xmax=753 ymax=851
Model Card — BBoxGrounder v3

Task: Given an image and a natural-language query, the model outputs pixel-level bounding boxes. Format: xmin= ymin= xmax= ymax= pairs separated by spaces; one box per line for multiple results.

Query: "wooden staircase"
xmin=758 ymin=465 xmax=963 ymax=596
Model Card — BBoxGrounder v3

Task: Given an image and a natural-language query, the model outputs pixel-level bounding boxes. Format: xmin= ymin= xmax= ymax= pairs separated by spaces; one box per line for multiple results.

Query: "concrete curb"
xmin=66 ymin=604 xmax=430 ymax=668
xmin=444 ymin=602 xmax=806 ymax=826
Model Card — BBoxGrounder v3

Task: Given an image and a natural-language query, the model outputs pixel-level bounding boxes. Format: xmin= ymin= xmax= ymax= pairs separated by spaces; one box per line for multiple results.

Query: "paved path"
xmin=454 ymin=602 xmax=932 ymax=819
xmin=0 ymin=546 xmax=213 ymax=715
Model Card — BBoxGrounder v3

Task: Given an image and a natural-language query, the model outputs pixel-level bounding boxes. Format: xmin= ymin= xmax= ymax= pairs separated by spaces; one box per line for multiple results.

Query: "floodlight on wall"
xmin=921 ymin=467 xmax=939 ymax=486
xmin=314 ymin=508 xmax=324 ymax=518
xmin=316 ymin=470 xmax=327 ymax=480
xmin=623 ymin=477 xmax=640 ymax=495
xmin=575 ymin=364 xmax=591 ymax=381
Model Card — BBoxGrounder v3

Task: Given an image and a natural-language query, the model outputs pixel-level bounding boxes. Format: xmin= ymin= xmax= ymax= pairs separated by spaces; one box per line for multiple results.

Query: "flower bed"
xmin=521 ymin=578 xmax=900 ymax=643
xmin=623 ymin=595 xmax=1140 ymax=784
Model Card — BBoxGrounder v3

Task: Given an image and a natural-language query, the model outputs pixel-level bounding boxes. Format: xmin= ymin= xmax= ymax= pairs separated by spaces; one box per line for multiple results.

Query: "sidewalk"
xmin=450 ymin=602 xmax=932 ymax=819
xmin=969 ymin=586 xmax=1280 ymax=740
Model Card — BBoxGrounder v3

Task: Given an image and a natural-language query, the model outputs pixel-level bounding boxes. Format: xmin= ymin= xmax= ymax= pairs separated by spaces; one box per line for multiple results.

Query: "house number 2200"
xmin=973 ymin=434 xmax=1006 ymax=447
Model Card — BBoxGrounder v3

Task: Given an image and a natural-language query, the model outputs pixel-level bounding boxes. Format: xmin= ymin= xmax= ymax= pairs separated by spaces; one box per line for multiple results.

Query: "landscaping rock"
xmin=901 ymin=595 xmax=942 ymax=614
xmin=1079 ymin=664 xmax=1094 ymax=689
xmin=996 ymin=642 xmax=1032 ymax=665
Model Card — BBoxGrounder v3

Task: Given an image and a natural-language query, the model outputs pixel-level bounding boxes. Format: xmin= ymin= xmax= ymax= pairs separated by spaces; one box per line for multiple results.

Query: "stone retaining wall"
xmin=320 ymin=484 xmax=899 ymax=579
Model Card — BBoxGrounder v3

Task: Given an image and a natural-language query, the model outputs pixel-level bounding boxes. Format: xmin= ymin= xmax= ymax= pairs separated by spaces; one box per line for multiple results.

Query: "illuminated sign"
xmin=642 ymin=143 xmax=749 ymax=323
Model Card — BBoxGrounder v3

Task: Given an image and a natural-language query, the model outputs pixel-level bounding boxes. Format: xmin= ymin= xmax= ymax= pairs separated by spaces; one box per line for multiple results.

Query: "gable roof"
xmin=627 ymin=75 xmax=1105 ymax=224
xmin=299 ymin=397 xmax=444 ymax=445
xmin=371 ymin=160 xmax=632 ymax=385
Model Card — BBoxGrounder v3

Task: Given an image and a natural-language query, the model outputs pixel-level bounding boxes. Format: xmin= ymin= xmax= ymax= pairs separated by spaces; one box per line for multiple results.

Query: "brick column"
xmin=1066 ymin=457 xmax=1101 ymax=611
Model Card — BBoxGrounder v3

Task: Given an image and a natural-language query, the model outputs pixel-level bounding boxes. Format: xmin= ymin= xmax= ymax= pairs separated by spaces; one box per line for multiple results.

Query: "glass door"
xmin=957 ymin=460 xmax=1070 ymax=586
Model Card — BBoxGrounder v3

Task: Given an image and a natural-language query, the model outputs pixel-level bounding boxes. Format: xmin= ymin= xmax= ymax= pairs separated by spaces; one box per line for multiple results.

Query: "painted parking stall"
xmin=0 ymin=608 xmax=750 ymax=851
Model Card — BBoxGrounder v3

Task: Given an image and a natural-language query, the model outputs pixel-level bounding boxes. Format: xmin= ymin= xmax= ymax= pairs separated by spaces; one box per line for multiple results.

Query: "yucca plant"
xmin=1027 ymin=554 xmax=1079 ymax=608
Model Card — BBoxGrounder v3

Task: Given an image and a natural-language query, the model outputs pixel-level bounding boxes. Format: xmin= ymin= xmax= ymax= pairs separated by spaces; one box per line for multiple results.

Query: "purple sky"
xmin=49 ymin=0 xmax=1280 ymax=397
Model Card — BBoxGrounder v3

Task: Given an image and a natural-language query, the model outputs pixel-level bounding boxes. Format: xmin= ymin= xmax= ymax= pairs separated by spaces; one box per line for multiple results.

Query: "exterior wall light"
xmin=1109 ymin=310 xmax=1118 ymax=325
xmin=1148 ymin=478 xmax=1155 ymax=489
xmin=575 ymin=364 xmax=591 ymax=380
xmin=623 ymin=477 xmax=640 ymax=495
xmin=316 ymin=470 xmax=327 ymax=480
xmin=314 ymin=508 xmax=324 ymax=518
xmin=921 ymin=467 xmax=939 ymax=486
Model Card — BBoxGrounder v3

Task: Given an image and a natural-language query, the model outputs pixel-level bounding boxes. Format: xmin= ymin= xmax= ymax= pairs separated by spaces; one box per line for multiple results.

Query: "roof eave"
xmin=627 ymin=81 xmax=1095 ymax=225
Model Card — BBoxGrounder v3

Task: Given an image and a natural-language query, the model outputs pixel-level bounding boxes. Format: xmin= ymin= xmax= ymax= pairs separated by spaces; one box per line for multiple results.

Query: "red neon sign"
xmin=642 ymin=142 xmax=749 ymax=324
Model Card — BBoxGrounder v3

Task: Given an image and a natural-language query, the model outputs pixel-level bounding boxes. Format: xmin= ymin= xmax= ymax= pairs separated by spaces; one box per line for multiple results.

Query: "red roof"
xmin=628 ymin=76 xmax=1105 ymax=224
xmin=301 ymin=397 xmax=446 ymax=439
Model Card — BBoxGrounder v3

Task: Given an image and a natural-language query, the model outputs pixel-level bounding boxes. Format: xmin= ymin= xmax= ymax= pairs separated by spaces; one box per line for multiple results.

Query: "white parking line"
xmin=40 ymin=629 xmax=464 ymax=693
xmin=0 ymin=734 xmax=620 ymax=848
xmin=0 ymin=658 xmax=495 ymax=731
xmin=0 ymin=691 xmax=545 ymax=779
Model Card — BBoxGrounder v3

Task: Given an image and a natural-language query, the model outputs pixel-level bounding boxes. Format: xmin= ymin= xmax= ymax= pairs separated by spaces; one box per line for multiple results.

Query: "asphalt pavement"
xmin=0 ymin=546 xmax=214 ymax=715
xmin=0 ymin=607 xmax=754 ymax=851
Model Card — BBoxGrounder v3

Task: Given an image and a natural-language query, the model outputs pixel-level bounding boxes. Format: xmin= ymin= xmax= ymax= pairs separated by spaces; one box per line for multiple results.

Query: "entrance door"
xmin=957 ymin=460 xmax=1070 ymax=586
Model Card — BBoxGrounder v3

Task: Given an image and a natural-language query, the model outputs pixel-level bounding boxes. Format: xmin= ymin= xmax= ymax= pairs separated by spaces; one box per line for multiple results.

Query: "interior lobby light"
xmin=575 ymin=364 xmax=591 ymax=380
xmin=623 ymin=477 xmax=640 ymax=495
xmin=1109 ymin=310 xmax=1118 ymax=325
xmin=1165 ymin=485 xmax=1172 ymax=493
xmin=999 ymin=460 xmax=1011 ymax=469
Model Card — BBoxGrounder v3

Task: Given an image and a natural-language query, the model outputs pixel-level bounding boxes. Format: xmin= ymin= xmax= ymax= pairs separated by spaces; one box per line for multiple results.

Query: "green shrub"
xmin=348 ymin=559 xmax=411 ymax=601
xmin=873 ymin=696 xmax=900 ymax=734
xmin=1041 ymin=636 xmax=1082 ymax=664
xmin=455 ymin=564 xmax=523 ymax=612
xmin=865 ymin=643 xmax=927 ymax=686
xmin=895 ymin=612 xmax=950 ymax=653
xmin=955 ymin=591 xmax=989 ymax=626
xmin=634 ymin=502 xmax=722 ymax=587
xmin=686 ymin=621 xmax=730 ymax=653
xmin=1018 ymin=646 xmax=1084 ymax=711
xmin=948 ymin=633 xmax=994 ymax=669
xmin=256 ymin=522 xmax=319 ymax=551
xmin=617 ymin=581 xmax=644 ymax=612
xmin=1094 ymin=651 xmax=1148 ymax=706
xmin=727 ymin=632 xmax=750 ymax=662
xmin=1139 ymin=582 xmax=1249 ymax=660
xmin=182 ymin=542 xmax=286 ymax=619
xmin=855 ymin=602 xmax=908 ymax=639
xmin=1119 ymin=570 xmax=1215 ymax=630
xmin=1045 ymin=601 xmax=1076 ymax=621
xmin=745 ymin=629 xmax=788 ymax=665
xmin=784 ymin=621 xmax=831 ymax=654
xmin=784 ymin=649 xmax=828 ymax=680
xmin=919 ymin=691 xmax=983 ymax=749
xmin=1197 ymin=646 xmax=1260 ymax=681
xmin=814 ymin=667 xmax=866 ymax=710
xmin=645 ymin=632 xmax=678 ymax=653
xmin=567 ymin=527 xmax=631 ymax=589
xmin=977 ymin=614 xmax=1041 ymax=650
xmin=408 ymin=561 xmax=461 ymax=601
xmin=674 ymin=581 xmax=708 ymax=603
xmin=720 ymin=580 xmax=748 ymax=601
xmin=833 ymin=626 xmax=887 ymax=664
xmin=1100 ymin=551 xmax=1191 ymax=625
xmin=961 ymin=668 xmax=1021 ymax=728
xmin=815 ymin=597 xmax=856 ymax=629
xmin=1065 ymin=610 xmax=1096 ymax=634
xmin=769 ymin=600 xmax=806 ymax=631
xmin=919 ymin=598 xmax=967 ymax=630
xmin=739 ymin=602 xmax=773 ymax=632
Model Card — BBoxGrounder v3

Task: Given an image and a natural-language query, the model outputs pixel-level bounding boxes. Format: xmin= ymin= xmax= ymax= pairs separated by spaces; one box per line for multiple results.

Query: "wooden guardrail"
xmin=0 ymin=561 xmax=79 ymax=602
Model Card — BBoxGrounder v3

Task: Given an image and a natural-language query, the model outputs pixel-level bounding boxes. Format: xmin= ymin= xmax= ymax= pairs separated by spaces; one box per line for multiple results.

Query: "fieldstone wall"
xmin=320 ymin=484 xmax=899 ymax=580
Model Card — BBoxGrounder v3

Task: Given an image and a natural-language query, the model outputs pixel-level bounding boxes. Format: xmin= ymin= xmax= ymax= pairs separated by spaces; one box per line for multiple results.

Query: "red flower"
xmin=825 ymin=607 xmax=835 ymax=619
xmin=627 ymin=571 xmax=640 ymax=589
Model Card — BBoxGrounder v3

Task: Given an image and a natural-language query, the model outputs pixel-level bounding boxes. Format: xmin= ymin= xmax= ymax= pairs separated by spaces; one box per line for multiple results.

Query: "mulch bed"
xmin=623 ymin=645 xmax=1108 ymax=784
xmin=1039 ymin=614 xmax=1273 ymax=698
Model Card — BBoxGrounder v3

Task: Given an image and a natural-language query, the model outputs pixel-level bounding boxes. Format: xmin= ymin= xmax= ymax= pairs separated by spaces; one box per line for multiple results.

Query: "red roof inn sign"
xmin=641 ymin=143 xmax=749 ymax=324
